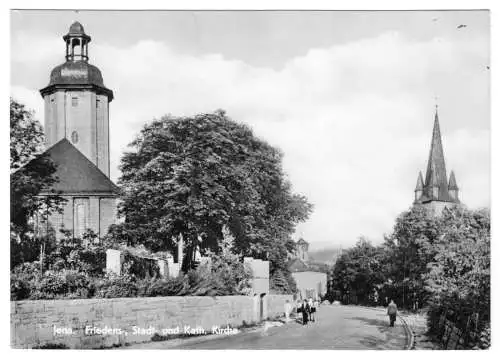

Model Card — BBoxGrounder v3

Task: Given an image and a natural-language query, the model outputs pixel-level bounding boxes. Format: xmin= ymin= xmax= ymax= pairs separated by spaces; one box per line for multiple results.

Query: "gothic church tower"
xmin=413 ymin=107 xmax=461 ymax=215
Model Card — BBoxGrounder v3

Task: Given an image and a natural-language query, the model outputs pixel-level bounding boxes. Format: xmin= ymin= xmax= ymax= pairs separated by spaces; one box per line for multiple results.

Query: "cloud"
xmin=11 ymin=29 xmax=490 ymax=249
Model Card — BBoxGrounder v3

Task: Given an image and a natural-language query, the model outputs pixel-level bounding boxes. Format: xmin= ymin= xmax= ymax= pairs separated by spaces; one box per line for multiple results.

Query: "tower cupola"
xmin=63 ymin=21 xmax=91 ymax=62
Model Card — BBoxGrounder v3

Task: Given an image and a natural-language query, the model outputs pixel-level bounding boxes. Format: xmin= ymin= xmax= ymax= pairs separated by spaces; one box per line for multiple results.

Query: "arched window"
xmin=74 ymin=198 xmax=89 ymax=238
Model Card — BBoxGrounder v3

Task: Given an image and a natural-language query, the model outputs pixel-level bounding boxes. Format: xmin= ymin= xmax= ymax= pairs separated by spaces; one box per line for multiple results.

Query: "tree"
xmin=331 ymin=237 xmax=385 ymax=304
xmin=117 ymin=110 xmax=313 ymax=273
xmin=10 ymin=98 xmax=64 ymax=267
xmin=382 ymin=206 xmax=445 ymax=307
xmin=424 ymin=207 xmax=490 ymax=345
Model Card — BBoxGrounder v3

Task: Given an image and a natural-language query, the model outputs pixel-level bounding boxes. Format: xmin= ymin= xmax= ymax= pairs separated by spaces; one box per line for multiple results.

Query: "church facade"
xmin=34 ymin=22 xmax=118 ymax=239
xmin=413 ymin=107 xmax=461 ymax=215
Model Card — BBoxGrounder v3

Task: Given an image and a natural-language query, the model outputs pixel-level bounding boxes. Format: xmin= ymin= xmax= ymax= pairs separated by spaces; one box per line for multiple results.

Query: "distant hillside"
xmin=308 ymin=248 xmax=343 ymax=265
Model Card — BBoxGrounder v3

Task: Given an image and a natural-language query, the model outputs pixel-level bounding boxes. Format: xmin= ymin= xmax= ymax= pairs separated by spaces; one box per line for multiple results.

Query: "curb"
xmin=398 ymin=314 xmax=416 ymax=350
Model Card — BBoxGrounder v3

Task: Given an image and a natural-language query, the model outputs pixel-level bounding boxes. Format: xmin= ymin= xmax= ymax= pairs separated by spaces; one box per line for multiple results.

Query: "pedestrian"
xmin=387 ymin=299 xmax=398 ymax=327
xmin=311 ymin=298 xmax=319 ymax=322
xmin=308 ymin=298 xmax=315 ymax=323
xmin=296 ymin=300 xmax=302 ymax=322
xmin=300 ymin=299 xmax=310 ymax=325
xmin=284 ymin=300 xmax=292 ymax=323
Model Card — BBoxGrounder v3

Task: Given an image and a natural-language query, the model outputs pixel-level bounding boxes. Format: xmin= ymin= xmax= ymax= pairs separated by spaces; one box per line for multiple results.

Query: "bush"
xmin=122 ymin=250 xmax=160 ymax=279
xmin=10 ymin=226 xmax=254 ymax=300
xmin=136 ymin=276 xmax=188 ymax=297
xmin=26 ymin=269 xmax=93 ymax=300
xmin=45 ymin=231 xmax=106 ymax=276
xmin=94 ymin=273 xmax=138 ymax=298
xmin=11 ymin=231 xmax=59 ymax=270
xmin=11 ymin=262 xmax=41 ymax=300
xmin=11 ymin=274 xmax=32 ymax=301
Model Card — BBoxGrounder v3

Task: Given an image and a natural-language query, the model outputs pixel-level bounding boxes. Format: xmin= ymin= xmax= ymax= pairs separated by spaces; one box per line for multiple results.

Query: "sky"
xmin=10 ymin=10 xmax=490 ymax=250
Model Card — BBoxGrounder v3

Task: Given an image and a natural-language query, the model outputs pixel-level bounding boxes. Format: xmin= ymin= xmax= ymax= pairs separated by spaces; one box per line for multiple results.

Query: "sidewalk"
xmin=398 ymin=311 xmax=441 ymax=350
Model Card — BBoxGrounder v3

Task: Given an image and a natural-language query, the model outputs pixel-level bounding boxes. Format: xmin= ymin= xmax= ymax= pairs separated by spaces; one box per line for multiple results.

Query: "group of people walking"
xmin=283 ymin=297 xmax=399 ymax=328
xmin=296 ymin=298 xmax=320 ymax=325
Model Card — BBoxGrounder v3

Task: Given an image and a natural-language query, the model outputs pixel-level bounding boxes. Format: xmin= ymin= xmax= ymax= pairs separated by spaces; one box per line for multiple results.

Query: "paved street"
xmin=156 ymin=305 xmax=409 ymax=350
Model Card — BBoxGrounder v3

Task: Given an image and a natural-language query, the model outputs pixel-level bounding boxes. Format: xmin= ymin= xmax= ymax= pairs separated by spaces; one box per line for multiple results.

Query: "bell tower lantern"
xmin=40 ymin=21 xmax=113 ymax=177
xmin=64 ymin=21 xmax=91 ymax=62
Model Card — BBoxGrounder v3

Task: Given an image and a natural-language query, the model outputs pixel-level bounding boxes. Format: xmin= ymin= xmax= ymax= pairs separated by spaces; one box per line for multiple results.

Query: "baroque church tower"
xmin=413 ymin=106 xmax=461 ymax=215
xmin=40 ymin=21 xmax=113 ymax=176
xmin=33 ymin=22 xmax=118 ymax=239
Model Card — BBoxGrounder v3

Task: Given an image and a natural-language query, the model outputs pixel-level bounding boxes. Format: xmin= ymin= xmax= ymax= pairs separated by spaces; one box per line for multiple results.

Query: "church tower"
xmin=32 ymin=22 xmax=118 ymax=239
xmin=296 ymin=238 xmax=309 ymax=262
xmin=40 ymin=21 xmax=113 ymax=177
xmin=413 ymin=106 xmax=461 ymax=215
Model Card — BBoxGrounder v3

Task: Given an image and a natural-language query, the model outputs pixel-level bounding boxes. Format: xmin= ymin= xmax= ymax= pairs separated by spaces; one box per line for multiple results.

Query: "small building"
xmin=288 ymin=238 xmax=327 ymax=300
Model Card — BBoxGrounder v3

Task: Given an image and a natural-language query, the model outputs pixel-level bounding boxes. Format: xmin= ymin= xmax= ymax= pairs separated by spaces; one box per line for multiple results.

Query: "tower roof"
xmin=68 ymin=21 xmax=86 ymax=35
xmin=448 ymin=170 xmax=459 ymax=190
xmin=63 ymin=21 xmax=91 ymax=42
xmin=419 ymin=107 xmax=457 ymax=203
xmin=415 ymin=171 xmax=424 ymax=191
xmin=41 ymin=22 xmax=113 ymax=100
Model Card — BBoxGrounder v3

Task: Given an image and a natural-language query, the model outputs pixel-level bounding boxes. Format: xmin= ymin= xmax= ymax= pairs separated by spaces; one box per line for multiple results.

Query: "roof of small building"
xmin=297 ymin=237 xmax=308 ymax=245
xmin=33 ymin=138 xmax=119 ymax=195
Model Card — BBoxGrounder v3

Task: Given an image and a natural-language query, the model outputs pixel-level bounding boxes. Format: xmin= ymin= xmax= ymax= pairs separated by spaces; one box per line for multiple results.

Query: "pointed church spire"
xmin=448 ymin=170 xmax=460 ymax=202
xmin=448 ymin=170 xmax=458 ymax=190
xmin=415 ymin=171 xmax=424 ymax=191
xmin=414 ymin=171 xmax=424 ymax=203
xmin=423 ymin=105 xmax=449 ymax=200
xmin=412 ymin=104 xmax=461 ymax=208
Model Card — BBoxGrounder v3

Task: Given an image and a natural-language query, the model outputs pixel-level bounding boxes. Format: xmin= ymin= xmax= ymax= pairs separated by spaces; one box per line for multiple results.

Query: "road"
xmin=155 ymin=305 xmax=409 ymax=350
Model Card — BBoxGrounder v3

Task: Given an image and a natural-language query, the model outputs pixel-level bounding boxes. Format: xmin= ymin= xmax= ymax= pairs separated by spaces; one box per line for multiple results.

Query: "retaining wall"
xmin=11 ymin=294 xmax=292 ymax=349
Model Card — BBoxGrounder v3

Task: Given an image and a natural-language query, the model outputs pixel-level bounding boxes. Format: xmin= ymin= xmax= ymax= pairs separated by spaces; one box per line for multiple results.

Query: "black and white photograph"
xmin=8 ymin=6 xmax=492 ymax=351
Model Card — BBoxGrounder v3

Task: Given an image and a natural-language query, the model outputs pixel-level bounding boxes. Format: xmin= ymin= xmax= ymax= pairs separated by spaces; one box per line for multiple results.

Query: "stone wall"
xmin=11 ymin=294 xmax=292 ymax=349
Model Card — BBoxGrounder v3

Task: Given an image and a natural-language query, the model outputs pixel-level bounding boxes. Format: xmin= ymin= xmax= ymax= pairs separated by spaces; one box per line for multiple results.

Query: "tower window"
xmin=71 ymin=131 xmax=79 ymax=144
xmin=72 ymin=97 xmax=78 ymax=107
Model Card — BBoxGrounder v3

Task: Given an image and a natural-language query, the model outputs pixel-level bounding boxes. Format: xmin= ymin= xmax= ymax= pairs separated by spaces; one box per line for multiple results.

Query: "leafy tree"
xmin=424 ymin=207 xmax=490 ymax=346
xmin=117 ymin=110 xmax=312 ymax=275
xmin=381 ymin=206 xmax=446 ymax=307
xmin=331 ymin=237 xmax=385 ymax=304
xmin=10 ymin=98 xmax=64 ymax=267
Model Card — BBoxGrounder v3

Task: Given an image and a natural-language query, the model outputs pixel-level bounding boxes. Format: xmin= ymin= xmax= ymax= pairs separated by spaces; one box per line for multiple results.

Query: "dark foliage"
xmin=10 ymin=98 xmax=65 ymax=244
xmin=116 ymin=110 xmax=312 ymax=286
